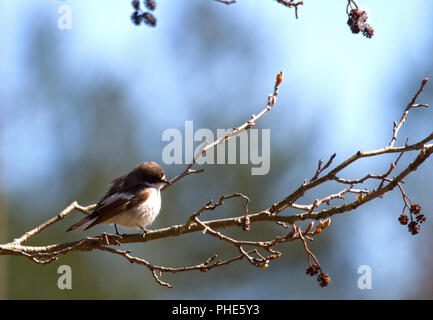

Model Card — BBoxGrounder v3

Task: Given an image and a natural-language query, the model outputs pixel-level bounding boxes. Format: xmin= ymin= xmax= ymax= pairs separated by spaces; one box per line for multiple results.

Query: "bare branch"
xmin=13 ymin=201 xmax=95 ymax=245
xmin=161 ymin=72 xmax=284 ymax=191
xmin=275 ymin=0 xmax=304 ymax=19
xmin=1 ymin=76 xmax=431 ymax=288
xmin=389 ymin=78 xmax=429 ymax=147
xmin=213 ymin=0 xmax=236 ymax=4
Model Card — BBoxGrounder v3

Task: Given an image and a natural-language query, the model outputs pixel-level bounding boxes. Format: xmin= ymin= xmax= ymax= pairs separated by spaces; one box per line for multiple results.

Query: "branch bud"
xmin=306 ymin=221 xmax=314 ymax=233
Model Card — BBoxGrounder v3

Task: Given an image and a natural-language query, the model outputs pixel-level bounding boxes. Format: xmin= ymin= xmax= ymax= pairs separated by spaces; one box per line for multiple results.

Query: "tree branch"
xmin=1 ymin=75 xmax=431 ymax=288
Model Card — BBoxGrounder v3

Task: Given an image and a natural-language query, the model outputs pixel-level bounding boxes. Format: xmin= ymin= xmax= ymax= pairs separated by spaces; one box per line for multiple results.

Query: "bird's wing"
xmin=84 ymin=189 xmax=153 ymax=229
xmin=96 ymin=175 xmax=126 ymax=205
xmin=84 ymin=192 xmax=134 ymax=229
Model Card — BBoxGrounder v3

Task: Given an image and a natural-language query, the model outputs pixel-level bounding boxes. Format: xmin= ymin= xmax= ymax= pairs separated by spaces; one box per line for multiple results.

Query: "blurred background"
xmin=0 ymin=0 xmax=432 ymax=299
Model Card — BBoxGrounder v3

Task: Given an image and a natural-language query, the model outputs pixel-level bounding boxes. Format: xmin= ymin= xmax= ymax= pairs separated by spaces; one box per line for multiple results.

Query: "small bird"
xmin=67 ymin=161 xmax=169 ymax=234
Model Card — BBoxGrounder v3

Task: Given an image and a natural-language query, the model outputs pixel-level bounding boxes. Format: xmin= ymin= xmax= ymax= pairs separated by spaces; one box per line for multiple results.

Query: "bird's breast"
xmin=106 ymin=188 xmax=162 ymax=229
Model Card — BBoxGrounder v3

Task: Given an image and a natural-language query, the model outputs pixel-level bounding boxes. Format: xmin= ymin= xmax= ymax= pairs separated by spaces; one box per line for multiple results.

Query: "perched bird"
xmin=67 ymin=161 xmax=169 ymax=234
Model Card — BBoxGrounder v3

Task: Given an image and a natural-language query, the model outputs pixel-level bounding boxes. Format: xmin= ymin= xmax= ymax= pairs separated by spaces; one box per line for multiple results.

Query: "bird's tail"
xmin=66 ymin=215 xmax=95 ymax=232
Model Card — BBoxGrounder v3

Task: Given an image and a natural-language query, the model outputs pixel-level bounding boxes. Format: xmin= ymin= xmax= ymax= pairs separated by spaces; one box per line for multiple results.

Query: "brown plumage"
xmin=67 ymin=161 xmax=167 ymax=232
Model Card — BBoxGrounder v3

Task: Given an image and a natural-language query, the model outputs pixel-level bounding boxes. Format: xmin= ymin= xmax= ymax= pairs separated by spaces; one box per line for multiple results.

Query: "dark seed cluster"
xmin=347 ymin=8 xmax=374 ymax=38
xmin=145 ymin=0 xmax=156 ymax=11
xmin=306 ymin=264 xmax=320 ymax=277
xmin=398 ymin=203 xmax=426 ymax=235
xmin=306 ymin=264 xmax=330 ymax=287
xmin=130 ymin=0 xmax=157 ymax=27
xmin=317 ymin=273 xmax=331 ymax=287
xmin=398 ymin=214 xmax=409 ymax=225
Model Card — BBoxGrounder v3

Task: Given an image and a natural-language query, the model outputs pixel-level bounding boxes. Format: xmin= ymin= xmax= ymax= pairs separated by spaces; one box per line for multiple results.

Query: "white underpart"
xmin=101 ymin=187 xmax=162 ymax=229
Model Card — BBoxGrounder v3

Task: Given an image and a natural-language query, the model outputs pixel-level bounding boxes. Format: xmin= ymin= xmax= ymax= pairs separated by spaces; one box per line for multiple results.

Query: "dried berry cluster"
xmin=398 ymin=203 xmax=426 ymax=235
xmin=347 ymin=8 xmax=374 ymax=38
xmin=306 ymin=264 xmax=331 ymax=287
xmin=317 ymin=272 xmax=331 ymax=287
xmin=131 ymin=0 xmax=157 ymax=27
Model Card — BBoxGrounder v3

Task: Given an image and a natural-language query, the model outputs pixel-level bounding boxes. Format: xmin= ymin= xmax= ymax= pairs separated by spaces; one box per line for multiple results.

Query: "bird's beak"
xmin=162 ymin=178 xmax=171 ymax=185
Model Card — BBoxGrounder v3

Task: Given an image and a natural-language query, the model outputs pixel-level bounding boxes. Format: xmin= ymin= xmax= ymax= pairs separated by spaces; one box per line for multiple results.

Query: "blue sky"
xmin=2 ymin=0 xmax=432 ymax=191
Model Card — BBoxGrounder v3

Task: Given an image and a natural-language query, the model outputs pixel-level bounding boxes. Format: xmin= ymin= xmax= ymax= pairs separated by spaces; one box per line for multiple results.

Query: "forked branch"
xmin=1 ymin=75 xmax=431 ymax=288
